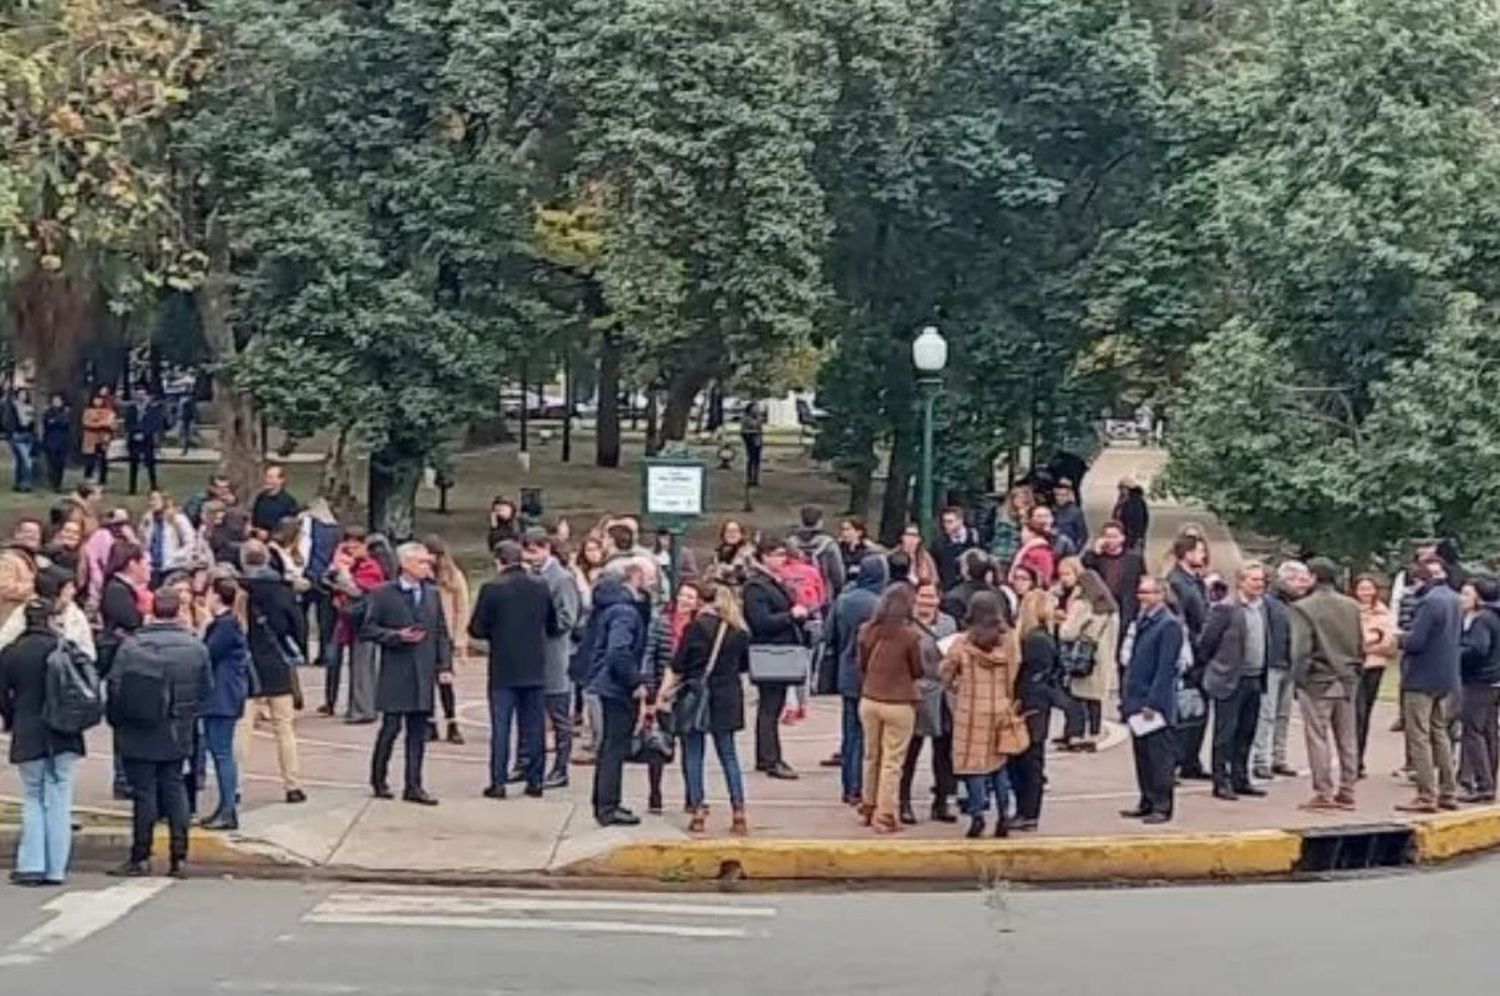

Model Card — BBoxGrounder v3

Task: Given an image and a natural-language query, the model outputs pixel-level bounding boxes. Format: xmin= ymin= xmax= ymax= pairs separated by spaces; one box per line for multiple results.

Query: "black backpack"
xmin=42 ymin=638 xmax=105 ymax=735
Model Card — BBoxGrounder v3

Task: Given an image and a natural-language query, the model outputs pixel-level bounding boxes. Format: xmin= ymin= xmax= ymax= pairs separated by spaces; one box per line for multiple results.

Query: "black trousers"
xmin=754 ymin=682 xmax=790 ymax=769
xmin=1133 ymin=727 xmax=1177 ymax=818
xmin=743 ymin=434 xmax=763 ymax=487
xmin=372 ymin=711 xmax=428 ymax=793
xmin=1176 ymin=716 xmax=1209 ymax=776
xmin=1355 ymin=667 xmax=1384 ymax=773
xmin=1459 ymin=684 xmax=1500 ymax=797
xmin=899 ymin=731 xmax=956 ymax=806
xmin=127 ymin=438 xmax=158 ymax=494
xmin=546 ymin=691 xmax=573 ymax=778
xmin=324 ymin=644 xmax=345 ymax=712
xmin=592 ymin=696 xmax=634 ymax=819
xmin=85 ymin=445 xmax=109 ymax=485
xmin=123 ymin=757 xmax=190 ymax=864
xmin=1211 ymin=677 xmax=1262 ymax=790
xmin=1010 ymin=707 xmax=1051 ymax=821
xmin=44 ymin=447 xmax=67 ymax=492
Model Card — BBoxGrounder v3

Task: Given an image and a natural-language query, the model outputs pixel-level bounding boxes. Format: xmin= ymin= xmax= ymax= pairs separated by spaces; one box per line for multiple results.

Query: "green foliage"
xmin=1163 ymin=0 xmax=1500 ymax=561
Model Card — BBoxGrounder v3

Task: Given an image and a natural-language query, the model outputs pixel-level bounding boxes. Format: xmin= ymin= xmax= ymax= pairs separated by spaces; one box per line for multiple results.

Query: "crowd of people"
xmin=1 ymin=384 xmax=198 ymax=497
xmin=0 ymin=457 xmax=1496 ymax=883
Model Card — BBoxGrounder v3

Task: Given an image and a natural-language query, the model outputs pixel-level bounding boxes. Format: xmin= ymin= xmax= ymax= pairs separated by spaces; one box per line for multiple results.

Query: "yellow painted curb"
xmin=567 ymin=831 xmax=1302 ymax=883
xmin=1410 ymin=805 xmax=1500 ymax=863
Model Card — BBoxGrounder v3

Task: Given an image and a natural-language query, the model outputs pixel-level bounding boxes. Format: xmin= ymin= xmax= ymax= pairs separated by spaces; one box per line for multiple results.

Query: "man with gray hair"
xmin=362 ymin=541 xmax=452 ymax=805
xmin=1252 ymin=559 xmax=1307 ymax=780
xmin=522 ymin=528 xmax=581 ymax=789
xmin=1199 ymin=561 xmax=1272 ymax=800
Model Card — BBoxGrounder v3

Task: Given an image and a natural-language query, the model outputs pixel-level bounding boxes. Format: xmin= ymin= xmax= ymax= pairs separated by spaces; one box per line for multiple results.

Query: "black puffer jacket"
xmin=106 ymin=623 xmax=211 ymax=762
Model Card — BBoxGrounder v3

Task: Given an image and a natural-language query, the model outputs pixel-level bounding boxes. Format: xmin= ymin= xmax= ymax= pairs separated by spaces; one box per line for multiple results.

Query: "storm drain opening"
xmin=1296 ymin=824 xmax=1415 ymax=873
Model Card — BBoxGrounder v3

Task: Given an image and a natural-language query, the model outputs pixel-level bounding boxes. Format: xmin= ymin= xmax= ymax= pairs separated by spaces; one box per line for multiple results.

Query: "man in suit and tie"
xmin=363 ymin=542 xmax=453 ymax=805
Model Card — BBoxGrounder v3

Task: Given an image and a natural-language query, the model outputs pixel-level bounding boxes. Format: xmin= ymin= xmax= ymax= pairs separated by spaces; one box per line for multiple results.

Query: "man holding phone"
xmin=363 ymin=542 xmax=453 ymax=805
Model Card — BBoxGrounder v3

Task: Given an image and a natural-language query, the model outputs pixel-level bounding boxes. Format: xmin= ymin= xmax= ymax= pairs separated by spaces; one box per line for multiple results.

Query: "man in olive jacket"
xmin=1289 ymin=559 xmax=1364 ymax=810
xmin=106 ymin=587 xmax=210 ymax=878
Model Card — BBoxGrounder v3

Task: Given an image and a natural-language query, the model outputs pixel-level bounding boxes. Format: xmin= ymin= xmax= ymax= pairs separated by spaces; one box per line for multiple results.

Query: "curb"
xmin=0 ymin=825 xmax=296 ymax=870
xmin=561 ymin=831 xmax=1304 ymax=883
xmin=1410 ymin=807 xmax=1500 ymax=863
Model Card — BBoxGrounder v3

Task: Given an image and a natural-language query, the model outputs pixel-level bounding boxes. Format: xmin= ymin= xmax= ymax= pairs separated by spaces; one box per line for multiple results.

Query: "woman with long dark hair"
xmin=1056 ymin=557 xmax=1120 ymax=748
xmin=855 ymin=583 xmax=923 ymax=833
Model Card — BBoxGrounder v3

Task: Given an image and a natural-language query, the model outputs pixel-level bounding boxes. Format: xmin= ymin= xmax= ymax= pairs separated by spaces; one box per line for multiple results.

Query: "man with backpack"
xmin=106 ymin=585 xmax=211 ymax=878
xmin=0 ymin=567 xmax=100 ymax=886
xmin=240 ymin=539 xmax=308 ymax=805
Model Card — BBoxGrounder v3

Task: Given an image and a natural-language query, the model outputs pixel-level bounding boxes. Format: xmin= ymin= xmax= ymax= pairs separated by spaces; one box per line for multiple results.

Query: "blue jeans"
xmin=15 ymin=753 xmax=78 ymax=881
xmin=488 ymin=685 xmax=546 ymax=789
xmin=680 ymin=730 xmax=747 ymax=809
xmin=202 ymin=717 xmax=240 ymax=820
xmin=964 ymin=768 xmax=1013 ymax=819
xmin=840 ymin=696 xmax=864 ymax=798
xmin=9 ymin=430 xmax=34 ymax=491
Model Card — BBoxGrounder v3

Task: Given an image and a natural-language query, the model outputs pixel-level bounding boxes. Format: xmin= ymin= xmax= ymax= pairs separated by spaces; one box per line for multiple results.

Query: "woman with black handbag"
xmin=743 ymin=540 xmax=808 ymax=780
xmin=659 ymin=583 xmax=751 ymax=833
xmin=1056 ymin=557 xmax=1120 ymax=751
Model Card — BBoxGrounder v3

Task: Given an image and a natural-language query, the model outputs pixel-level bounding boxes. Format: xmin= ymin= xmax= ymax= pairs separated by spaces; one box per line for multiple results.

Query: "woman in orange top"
xmin=1353 ymin=574 xmax=1397 ymax=779
xmin=80 ymin=387 xmax=117 ymax=486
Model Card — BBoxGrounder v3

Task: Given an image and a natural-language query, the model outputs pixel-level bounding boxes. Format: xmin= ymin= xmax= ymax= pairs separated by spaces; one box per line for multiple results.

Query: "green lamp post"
xmin=912 ymin=324 xmax=948 ymax=544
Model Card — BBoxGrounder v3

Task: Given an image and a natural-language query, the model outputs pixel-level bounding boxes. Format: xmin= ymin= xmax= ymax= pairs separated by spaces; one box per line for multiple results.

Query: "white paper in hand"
xmin=1127 ymin=711 xmax=1167 ymax=738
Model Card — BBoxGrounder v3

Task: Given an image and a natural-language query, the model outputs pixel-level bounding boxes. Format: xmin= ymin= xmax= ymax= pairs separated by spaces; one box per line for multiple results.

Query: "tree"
xmin=2 ymin=0 xmax=204 ymax=408
xmin=1164 ymin=0 xmax=1500 ymax=562
xmin=183 ymin=0 xmax=538 ymax=535
xmin=561 ymin=0 xmax=835 ymax=442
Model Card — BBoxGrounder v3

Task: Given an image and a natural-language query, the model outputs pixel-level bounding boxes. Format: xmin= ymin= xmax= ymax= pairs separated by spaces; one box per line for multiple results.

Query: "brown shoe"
xmin=688 ymin=807 xmax=707 ymax=833
xmin=730 ymin=809 xmax=749 ymax=835
xmin=872 ymin=814 xmax=902 ymax=834
xmin=1437 ymin=797 xmax=1461 ymax=811
xmin=1395 ymin=797 xmax=1439 ymax=814
xmin=1298 ymin=796 xmax=1339 ymax=812
xmin=1333 ymin=792 xmax=1356 ymax=811
xmin=857 ymin=803 xmax=875 ymax=827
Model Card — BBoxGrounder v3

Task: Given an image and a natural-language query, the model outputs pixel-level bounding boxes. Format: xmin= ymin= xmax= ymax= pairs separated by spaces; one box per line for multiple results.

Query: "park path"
xmin=1081 ymin=445 xmax=1243 ymax=576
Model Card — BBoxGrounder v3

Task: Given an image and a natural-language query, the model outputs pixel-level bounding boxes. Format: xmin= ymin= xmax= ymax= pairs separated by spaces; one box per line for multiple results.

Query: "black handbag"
xmin=628 ymin=714 xmax=675 ymax=765
xmin=667 ymin=622 xmax=728 ymax=737
xmin=1059 ymin=636 xmax=1099 ymax=678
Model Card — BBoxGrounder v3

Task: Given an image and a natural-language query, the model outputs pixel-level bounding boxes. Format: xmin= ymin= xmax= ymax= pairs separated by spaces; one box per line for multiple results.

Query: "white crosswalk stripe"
xmin=303 ymin=888 xmax=778 ymax=940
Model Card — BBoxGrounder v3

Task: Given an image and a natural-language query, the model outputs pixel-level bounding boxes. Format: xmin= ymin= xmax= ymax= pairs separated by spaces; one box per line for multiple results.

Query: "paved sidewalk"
xmin=0 ymin=447 xmax=1455 ymax=876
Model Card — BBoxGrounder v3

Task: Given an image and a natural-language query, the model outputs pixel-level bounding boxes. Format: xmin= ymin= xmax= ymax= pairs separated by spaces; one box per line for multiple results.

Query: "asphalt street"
xmin=1 ymin=857 xmax=1497 ymax=996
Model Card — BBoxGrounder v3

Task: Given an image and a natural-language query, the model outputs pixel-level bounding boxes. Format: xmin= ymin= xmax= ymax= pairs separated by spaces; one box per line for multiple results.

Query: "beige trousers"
xmin=235 ymin=694 xmax=303 ymax=793
xmin=859 ymin=698 xmax=915 ymax=821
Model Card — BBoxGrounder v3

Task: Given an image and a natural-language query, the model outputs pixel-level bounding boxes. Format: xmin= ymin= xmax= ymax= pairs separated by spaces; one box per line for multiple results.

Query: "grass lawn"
xmin=0 ymin=431 xmax=870 ymax=582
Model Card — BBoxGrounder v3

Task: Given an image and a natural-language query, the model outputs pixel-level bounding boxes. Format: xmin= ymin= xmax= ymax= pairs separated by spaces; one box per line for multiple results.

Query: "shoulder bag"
xmin=667 ymin=622 xmax=728 ymax=737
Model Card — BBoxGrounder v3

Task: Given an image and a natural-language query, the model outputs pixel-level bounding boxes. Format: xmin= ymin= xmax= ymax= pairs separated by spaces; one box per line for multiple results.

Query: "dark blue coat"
xmin=825 ymin=555 xmax=886 ymax=697
xmin=585 ymin=577 xmax=647 ymax=702
xmin=1122 ymin=608 xmax=1183 ymax=725
xmin=201 ymin=612 xmax=251 ymax=720
xmin=1401 ymin=582 xmax=1462 ymax=695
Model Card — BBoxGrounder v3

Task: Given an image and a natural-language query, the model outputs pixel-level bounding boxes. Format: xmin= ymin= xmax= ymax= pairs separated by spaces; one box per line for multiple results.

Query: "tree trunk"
xmin=197 ymin=212 xmax=262 ymax=499
xmin=846 ymin=463 xmax=873 ymax=520
xmin=879 ymin=419 xmax=916 ymax=545
xmin=367 ymin=445 xmax=423 ymax=540
xmin=595 ymin=331 xmax=622 ymax=468
xmin=660 ymin=366 xmax=711 ymax=444
xmin=644 ymin=390 xmax=660 ymax=456
xmin=320 ymin=425 xmax=359 ymax=520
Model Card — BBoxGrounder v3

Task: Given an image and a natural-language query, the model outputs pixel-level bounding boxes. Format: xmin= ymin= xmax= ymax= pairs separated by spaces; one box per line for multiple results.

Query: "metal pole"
xmin=519 ymin=357 xmax=530 ymax=453
xmin=669 ymin=527 xmax=682 ymax=590
xmin=919 ymin=377 xmax=939 ymax=544
xmin=561 ymin=344 xmax=573 ymax=464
